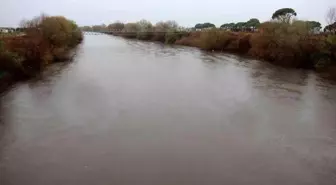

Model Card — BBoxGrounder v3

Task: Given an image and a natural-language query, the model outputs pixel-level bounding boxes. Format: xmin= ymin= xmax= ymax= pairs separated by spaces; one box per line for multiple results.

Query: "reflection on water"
xmin=0 ymin=35 xmax=336 ymax=185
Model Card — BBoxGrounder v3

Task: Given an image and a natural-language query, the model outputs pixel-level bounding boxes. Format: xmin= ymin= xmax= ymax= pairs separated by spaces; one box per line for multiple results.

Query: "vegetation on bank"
xmin=81 ymin=7 xmax=336 ymax=79
xmin=0 ymin=14 xmax=83 ymax=83
xmin=82 ymin=20 xmax=189 ymax=44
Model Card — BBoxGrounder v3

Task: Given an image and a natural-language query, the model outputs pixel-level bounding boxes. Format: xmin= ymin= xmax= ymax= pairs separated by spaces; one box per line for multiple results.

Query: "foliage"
xmin=326 ymin=35 xmax=336 ymax=61
xmin=324 ymin=22 xmax=336 ymax=32
xmin=326 ymin=35 xmax=336 ymax=45
xmin=234 ymin=22 xmax=246 ymax=30
xmin=91 ymin=24 xmax=107 ymax=32
xmin=19 ymin=14 xmax=48 ymax=30
xmin=0 ymin=14 xmax=83 ymax=82
xmin=246 ymin=18 xmax=260 ymax=29
xmin=220 ymin=19 xmax=259 ymax=32
xmin=87 ymin=14 xmax=336 ymax=75
xmin=22 ymin=15 xmax=83 ymax=48
xmin=107 ymin=22 xmax=125 ymax=31
xmin=220 ymin=23 xmax=235 ymax=30
xmin=306 ymin=21 xmax=322 ymax=31
xmin=155 ymin=21 xmax=178 ymax=32
xmin=0 ymin=40 xmax=24 ymax=75
xmin=249 ymin=21 xmax=329 ymax=68
xmin=175 ymin=32 xmax=201 ymax=46
xmin=80 ymin=26 xmax=93 ymax=32
xmin=150 ymin=21 xmax=179 ymax=41
xmin=123 ymin=23 xmax=139 ymax=32
xmin=136 ymin=19 xmax=153 ymax=32
xmin=195 ymin=23 xmax=216 ymax=29
xmin=272 ymin=8 xmax=297 ymax=23
xmin=198 ymin=29 xmax=234 ymax=50
xmin=164 ymin=31 xmax=189 ymax=44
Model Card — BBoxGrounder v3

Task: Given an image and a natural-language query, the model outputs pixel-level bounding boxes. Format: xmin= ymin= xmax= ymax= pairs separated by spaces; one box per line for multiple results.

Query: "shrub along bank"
xmin=96 ymin=19 xmax=335 ymax=75
xmin=90 ymin=7 xmax=336 ymax=79
xmin=176 ymin=23 xmax=336 ymax=68
xmin=180 ymin=30 xmax=336 ymax=79
xmin=0 ymin=14 xmax=83 ymax=88
xmin=114 ymin=21 xmax=336 ymax=77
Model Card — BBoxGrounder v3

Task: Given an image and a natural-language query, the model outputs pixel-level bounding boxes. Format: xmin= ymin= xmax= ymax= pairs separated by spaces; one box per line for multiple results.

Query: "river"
xmin=1 ymin=34 xmax=336 ymax=185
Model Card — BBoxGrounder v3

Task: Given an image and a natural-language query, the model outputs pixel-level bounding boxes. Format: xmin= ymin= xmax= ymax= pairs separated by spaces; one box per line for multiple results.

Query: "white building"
xmin=0 ymin=28 xmax=9 ymax=33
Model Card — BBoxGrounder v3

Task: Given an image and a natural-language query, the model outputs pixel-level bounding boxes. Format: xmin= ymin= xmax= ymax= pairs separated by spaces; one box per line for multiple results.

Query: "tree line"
xmin=80 ymin=20 xmax=181 ymax=33
xmin=194 ymin=8 xmax=335 ymax=33
xmin=81 ymin=8 xmax=336 ymax=34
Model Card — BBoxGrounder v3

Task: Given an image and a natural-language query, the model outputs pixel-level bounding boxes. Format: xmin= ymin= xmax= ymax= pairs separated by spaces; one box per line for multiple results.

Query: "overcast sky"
xmin=0 ymin=0 xmax=335 ymax=27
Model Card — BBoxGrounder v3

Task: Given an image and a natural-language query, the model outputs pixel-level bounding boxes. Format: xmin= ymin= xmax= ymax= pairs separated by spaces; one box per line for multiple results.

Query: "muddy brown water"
xmin=1 ymin=34 xmax=336 ymax=185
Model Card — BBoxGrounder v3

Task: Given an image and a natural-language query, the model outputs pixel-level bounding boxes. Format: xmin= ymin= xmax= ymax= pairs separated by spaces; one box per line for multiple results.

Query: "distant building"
xmin=195 ymin=27 xmax=214 ymax=31
xmin=0 ymin=28 xmax=9 ymax=33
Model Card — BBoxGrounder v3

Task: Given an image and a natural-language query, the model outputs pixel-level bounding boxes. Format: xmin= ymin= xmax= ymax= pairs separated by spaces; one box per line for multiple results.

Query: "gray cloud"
xmin=0 ymin=0 xmax=335 ymax=27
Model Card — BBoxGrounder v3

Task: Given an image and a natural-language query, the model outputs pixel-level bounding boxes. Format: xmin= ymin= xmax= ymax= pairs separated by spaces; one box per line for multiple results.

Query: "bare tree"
xmin=136 ymin=19 xmax=153 ymax=32
xmin=19 ymin=19 xmax=29 ymax=28
xmin=154 ymin=21 xmax=179 ymax=32
xmin=326 ymin=7 xmax=336 ymax=24
xmin=123 ymin=23 xmax=138 ymax=32
xmin=107 ymin=21 xmax=124 ymax=31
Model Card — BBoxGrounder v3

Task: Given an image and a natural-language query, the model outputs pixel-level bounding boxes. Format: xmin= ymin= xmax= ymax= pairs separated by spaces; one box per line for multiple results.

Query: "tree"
xmin=91 ymin=24 xmax=107 ymax=32
xmin=22 ymin=15 xmax=82 ymax=47
xmin=246 ymin=18 xmax=260 ymax=30
xmin=123 ymin=23 xmax=138 ymax=32
xmin=324 ymin=22 xmax=336 ymax=33
xmin=19 ymin=13 xmax=48 ymax=34
xmin=39 ymin=16 xmax=73 ymax=46
xmin=155 ymin=21 xmax=178 ymax=32
xmin=233 ymin=22 xmax=246 ymax=31
xmin=306 ymin=21 xmax=321 ymax=31
xmin=80 ymin=26 xmax=93 ymax=32
xmin=272 ymin=8 xmax=297 ymax=23
xmin=325 ymin=7 xmax=336 ymax=33
xmin=195 ymin=23 xmax=202 ymax=29
xmin=136 ymin=19 xmax=153 ymax=32
xmin=326 ymin=7 xmax=336 ymax=25
xmin=227 ymin=23 xmax=235 ymax=29
xmin=203 ymin=22 xmax=216 ymax=29
xmin=220 ymin=23 xmax=234 ymax=30
xmin=19 ymin=19 xmax=29 ymax=28
xmin=165 ymin=20 xmax=179 ymax=30
xmin=291 ymin=20 xmax=311 ymax=35
xmin=220 ymin=23 xmax=229 ymax=29
xmin=107 ymin=21 xmax=124 ymax=31
xmin=229 ymin=23 xmax=235 ymax=27
xmin=194 ymin=22 xmax=215 ymax=29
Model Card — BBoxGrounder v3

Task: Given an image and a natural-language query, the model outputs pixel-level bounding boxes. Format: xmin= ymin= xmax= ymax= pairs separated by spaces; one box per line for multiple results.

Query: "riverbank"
xmin=106 ymin=22 xmax=336 ymax=80
xmin=0 ymin=15 xmax=83 ymax=92
xmin=176 ymin=28 xmax=336 ymax=79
